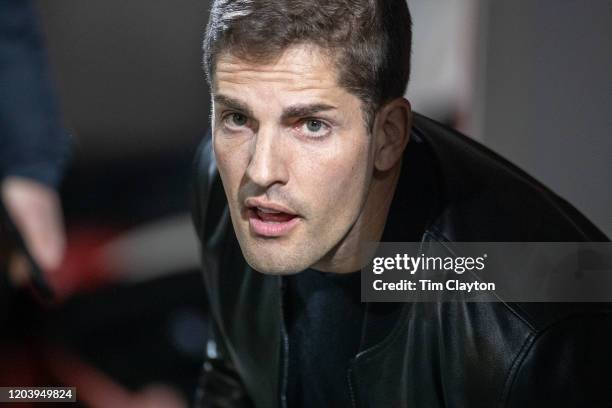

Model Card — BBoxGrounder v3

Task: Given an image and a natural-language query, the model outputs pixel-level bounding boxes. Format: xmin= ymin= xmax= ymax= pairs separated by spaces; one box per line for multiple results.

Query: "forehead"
xmin=213 ymin=44 xmax=342 ymax=97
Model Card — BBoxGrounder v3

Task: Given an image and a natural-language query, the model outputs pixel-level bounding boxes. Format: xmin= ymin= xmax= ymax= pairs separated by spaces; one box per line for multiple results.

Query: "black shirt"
xmin=284 ymin=269 xmax=365 ymax=408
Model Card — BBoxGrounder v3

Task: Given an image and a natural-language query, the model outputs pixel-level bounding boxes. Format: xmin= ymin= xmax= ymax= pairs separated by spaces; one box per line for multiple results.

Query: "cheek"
xmin=213 ymin=135 xmax=249 ymax=194
xmin=302 ymin=140 xmax=370 ymax=215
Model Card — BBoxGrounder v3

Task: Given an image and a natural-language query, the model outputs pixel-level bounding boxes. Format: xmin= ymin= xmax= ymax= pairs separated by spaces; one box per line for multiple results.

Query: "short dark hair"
xmin=203 ymin=0 xmax=412 ymax=126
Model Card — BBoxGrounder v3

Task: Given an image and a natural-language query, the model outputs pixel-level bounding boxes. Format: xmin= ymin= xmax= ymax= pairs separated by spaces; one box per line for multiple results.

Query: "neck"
xmin=313 ymin=161 xmax=402 ymax=274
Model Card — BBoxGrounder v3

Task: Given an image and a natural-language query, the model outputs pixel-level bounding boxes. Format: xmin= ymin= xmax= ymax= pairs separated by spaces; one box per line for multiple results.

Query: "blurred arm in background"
xmin=0 ymin=0 xmax=71 ymax=282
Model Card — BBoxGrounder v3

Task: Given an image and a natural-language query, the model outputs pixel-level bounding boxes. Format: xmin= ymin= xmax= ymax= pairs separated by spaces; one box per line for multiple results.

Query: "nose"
xmin=245 ymin=125 xmax=289 ymax=188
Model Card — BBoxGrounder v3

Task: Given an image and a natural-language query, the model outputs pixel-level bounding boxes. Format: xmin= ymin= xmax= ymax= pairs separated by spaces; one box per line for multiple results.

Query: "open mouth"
xmin=247 ymin=206 xmax=301 ymax=237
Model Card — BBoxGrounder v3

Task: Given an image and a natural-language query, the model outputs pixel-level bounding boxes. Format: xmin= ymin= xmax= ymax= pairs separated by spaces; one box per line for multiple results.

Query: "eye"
xmin=227 ymin=113 xmax=248 ymax=127
xmin=306 ymin=120 xmax=322 ymax=132
xmin=299 ymin=119 xmax=330 ymax=139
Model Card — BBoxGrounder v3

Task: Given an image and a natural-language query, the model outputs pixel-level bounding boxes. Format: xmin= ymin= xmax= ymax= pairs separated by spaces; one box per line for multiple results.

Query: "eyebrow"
xmin=214 ymin=94 xmax=337 ymax=121
xmin=280 ymin=103 xmax=337 ymax=122
xmin=214 ymin=94 xmax=255 ymax=118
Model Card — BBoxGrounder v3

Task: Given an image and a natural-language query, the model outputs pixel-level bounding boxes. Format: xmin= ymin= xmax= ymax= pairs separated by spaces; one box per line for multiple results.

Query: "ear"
xmin=372 ymin=98 xmax=412 ymax=172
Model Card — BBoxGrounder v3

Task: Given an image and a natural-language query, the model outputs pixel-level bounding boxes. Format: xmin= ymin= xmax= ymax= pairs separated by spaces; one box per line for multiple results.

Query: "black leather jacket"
xmin=192 ymin=114 xmax=612 ymax=408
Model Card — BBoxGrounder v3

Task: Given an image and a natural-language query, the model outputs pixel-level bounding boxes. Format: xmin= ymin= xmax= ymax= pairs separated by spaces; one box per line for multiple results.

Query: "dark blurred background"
xmin=0 ymin=0 xmax=610 ymax=406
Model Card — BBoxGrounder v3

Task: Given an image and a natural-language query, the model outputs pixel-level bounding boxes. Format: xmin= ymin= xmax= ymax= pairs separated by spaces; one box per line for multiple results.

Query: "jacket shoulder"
xmin=413 ymin=114 xmax=608 ymax=242
xmin=413 ymin=114 xmax=611 ymax=330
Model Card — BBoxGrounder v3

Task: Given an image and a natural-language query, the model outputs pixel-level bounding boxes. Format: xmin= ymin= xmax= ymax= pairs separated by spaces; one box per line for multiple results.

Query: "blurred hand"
xmin=1 ymin=176 xmax=65 ymax=286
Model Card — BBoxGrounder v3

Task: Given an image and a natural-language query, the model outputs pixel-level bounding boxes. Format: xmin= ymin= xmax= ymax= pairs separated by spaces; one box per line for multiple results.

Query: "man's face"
xmin=212 ymin=44 xmax=374 ymax=274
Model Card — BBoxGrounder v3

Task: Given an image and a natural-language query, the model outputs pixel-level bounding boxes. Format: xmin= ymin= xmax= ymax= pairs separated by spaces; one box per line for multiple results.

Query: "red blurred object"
xmin=47 ymin=225 xmax=124 ymax=301
xmin=0 ymin=344 xmax=51 ymax=408
xmin=45 ymin=348 xmax=187 ymax=408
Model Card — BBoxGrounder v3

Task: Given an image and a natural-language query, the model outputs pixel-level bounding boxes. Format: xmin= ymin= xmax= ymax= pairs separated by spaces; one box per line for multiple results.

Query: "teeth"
xmin=257 ymin=206 xmax=282 ymax=214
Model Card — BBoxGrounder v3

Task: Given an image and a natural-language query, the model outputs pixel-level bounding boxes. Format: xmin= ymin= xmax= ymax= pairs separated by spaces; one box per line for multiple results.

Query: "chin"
xmin=243 ymin=254 xmax=304 ymax=275
xmin=240 ymin=246 xmax=314 ymax=275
